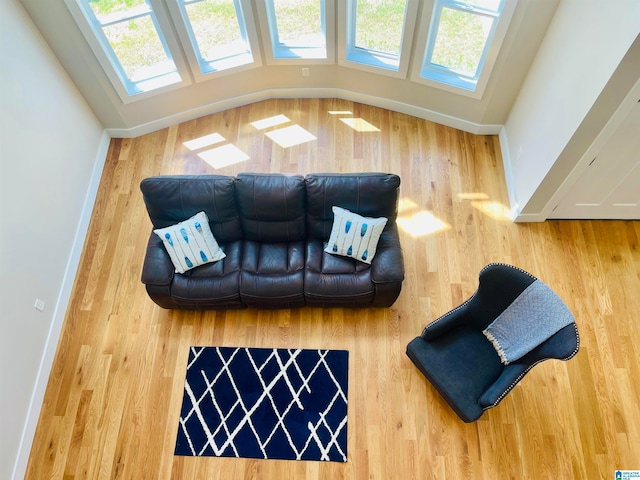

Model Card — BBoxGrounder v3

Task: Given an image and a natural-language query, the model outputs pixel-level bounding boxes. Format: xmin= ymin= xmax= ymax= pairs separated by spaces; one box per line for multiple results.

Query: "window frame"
xmin=339 ymin=0 xmax=418 ymax=78
xmin=64 ymin=0 xmax=191 ymax=103
xmin=411 ymin=0 xmax=517 ymax=99
xmin=167 ymin=0 xmax=262 ymax=80
xmin=256 ymin=0 xmax=336 ymax=65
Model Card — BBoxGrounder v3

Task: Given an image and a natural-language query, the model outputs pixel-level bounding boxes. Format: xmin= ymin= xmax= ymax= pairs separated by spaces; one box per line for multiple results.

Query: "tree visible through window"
xmin=354 ymin=0 xmax=407 ymax=56
xmin=265 ymin=0 xmax=327 ymax=59
xmin=67 ymin=0 xmax=516 ymax=100
xmin=178 ymin=0 xmax=254 ymax=74
xmin=83 ymin=0 xmax=180 ymax=93
xmin=343 ymin=0 xmax=414 ymax=75
xmin=431 ymin=6 xmax=492 ymax=76
xmin=420 ymin=0 xmax=506 ymax=92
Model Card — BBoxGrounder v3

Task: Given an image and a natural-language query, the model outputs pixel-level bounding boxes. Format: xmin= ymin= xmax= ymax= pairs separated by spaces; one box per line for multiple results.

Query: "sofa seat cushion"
xmin=240 ymin=240 xmax=305 ymax=307
xmin=170 ymin=240 xmax=243 ymax=308
xmin=304 ymin=240 xmax=375 ymax=306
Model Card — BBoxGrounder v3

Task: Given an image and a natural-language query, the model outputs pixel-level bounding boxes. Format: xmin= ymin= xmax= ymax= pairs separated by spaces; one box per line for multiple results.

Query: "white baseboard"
xmin=498 ymin=127 xmax=522 ymax=221
xmin=106 ymin=88 xmax=503 ymax=138
xmin=512 ymin=212 xmax=548 ymax=222
xmin=12 ymin=131 xmax=111 ymax=480
xmin=498 ymin=127 xmax=548 ymax=223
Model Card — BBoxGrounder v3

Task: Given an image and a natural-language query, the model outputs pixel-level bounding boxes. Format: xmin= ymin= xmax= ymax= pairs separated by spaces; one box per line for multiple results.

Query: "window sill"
xmin=410 ymin=67 xmax=486 ymax=100
xmin=199 ymin=52 xmax=255 ymax=75
xmin=421 ymin=68 xmax=477 ymax=92
xmin=346 ymin=50 xmax=399 ymax=72
xmin=272 ymin=46 xmax=327 ymax=61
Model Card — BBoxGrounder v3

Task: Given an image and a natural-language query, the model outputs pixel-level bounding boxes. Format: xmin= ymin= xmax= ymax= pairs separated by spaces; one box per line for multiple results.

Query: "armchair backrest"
xmin=467 ymin=263 xmax=537 ymax=330
xmin=473 ymin=264 xmax=579 ymax=365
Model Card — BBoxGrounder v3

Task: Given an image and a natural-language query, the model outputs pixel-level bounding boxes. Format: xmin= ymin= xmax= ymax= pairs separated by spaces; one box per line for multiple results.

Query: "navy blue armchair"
xmin=406 ymin=263 xmax=580 ymax=422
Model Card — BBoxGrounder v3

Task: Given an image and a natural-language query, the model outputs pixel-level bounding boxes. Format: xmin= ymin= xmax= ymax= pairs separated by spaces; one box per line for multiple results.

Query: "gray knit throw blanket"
xmin=483 ymin=279 xmax=574 ymax=365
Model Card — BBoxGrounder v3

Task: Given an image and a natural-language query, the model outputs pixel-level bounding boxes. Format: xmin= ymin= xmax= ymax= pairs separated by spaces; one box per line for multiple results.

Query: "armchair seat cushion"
xmin=407 ymin=327 xmax=503 ymax=423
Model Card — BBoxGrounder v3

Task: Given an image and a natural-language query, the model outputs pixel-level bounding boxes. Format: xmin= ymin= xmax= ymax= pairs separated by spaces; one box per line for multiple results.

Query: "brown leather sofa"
xmin=140 ymin=172 xmax=404 ymax=310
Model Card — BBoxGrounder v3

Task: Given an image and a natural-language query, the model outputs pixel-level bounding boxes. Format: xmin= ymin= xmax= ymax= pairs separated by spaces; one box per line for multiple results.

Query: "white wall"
xmin=500 ymin=0 xmax=640 ymax=220
xmin=0 ymin=1 xmax=108 ymax=478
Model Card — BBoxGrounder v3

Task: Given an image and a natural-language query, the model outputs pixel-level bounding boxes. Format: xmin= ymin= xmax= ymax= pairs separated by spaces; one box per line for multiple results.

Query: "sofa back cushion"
xmin=140 ymin=175 xmax=243 ymax=244
xmin=306 ymin=173 xmax=400 ymax=239
xmin=236 ymin=173 xmax=307 ymax=242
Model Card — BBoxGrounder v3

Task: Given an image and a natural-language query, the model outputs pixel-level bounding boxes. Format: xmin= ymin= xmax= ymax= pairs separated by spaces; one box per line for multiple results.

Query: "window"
xmin=413 ymin=0 xmax=517 ymax=97
xmin=65 ymin=0 xmax=519 ymax=102
xmin=172 ymin=0 xmax=260 ymax=76
xmin=65 ymin=0 xmax=187 ymax=100
xmin=342 ymin=0 xmax=417 ymax=76
xmin=258 ymin=0 xmax=335 ymax=62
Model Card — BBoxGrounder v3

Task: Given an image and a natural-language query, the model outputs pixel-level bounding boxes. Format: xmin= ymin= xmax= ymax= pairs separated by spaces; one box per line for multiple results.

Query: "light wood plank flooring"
xmin=26 ymin=99 xmax=640 ymax=479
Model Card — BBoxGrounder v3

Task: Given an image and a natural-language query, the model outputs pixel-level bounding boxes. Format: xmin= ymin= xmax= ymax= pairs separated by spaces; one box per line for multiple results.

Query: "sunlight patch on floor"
xmin=398 ymin=197 xmax=419 ymax=213
xmin=198 ymin=144 xmax=250 ymax=169
xmin=397 ymin=197 xmax=449 ymax=237
xmin=183 ymin=132 xmax=225 ymax=151
xmin=457 ymin=192 xmax=489 ymax=200
xmin=457 ymin=192 xmax=512 ymax=221
xmin=250 ymin=114 xmax=291 ymax=130
xmin=471 ymin=200 xmax=513 ymax=221
xmin=339 ymin=118 xmax=380 ymax=132
xmin=265 ymin=125 xmax=317 ymax=148
xmin=398 ymin=211 xmax=450 ymax=237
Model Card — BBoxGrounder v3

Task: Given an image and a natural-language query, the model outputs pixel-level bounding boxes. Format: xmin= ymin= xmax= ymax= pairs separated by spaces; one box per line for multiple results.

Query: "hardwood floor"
xmin=26 ymin=99 xmax=640 ymax=479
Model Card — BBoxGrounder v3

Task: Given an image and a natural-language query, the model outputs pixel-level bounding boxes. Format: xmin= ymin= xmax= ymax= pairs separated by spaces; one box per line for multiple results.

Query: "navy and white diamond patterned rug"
xmin=174 ymin=346 xmax=349 ymax=462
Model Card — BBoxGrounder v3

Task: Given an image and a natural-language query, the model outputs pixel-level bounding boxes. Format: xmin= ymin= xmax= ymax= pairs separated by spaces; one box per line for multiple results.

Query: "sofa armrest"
xmin=369 ymin=224 xmax=404 ymax=307
xmin=141 ymin=234 xmax=174 ymax=286
xmin=370 ymin=225 xmax=404 ymax=284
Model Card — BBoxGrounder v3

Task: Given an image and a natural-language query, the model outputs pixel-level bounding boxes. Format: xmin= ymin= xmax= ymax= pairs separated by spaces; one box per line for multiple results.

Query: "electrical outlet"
xmin=34 ymin=298 xmax=45 ymax=312
xmin=302 ymin=67 xmax=310 ymax=77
